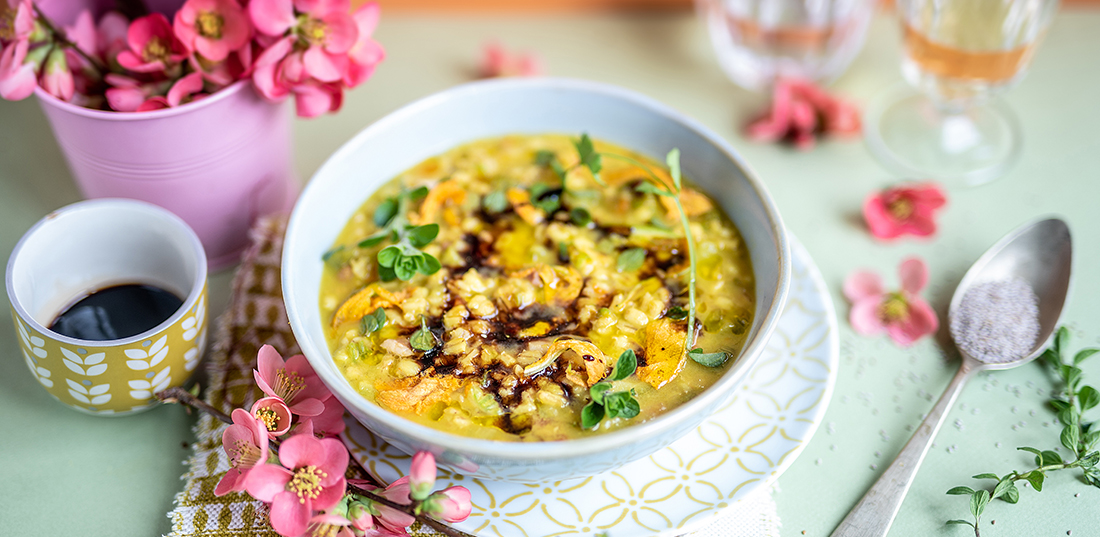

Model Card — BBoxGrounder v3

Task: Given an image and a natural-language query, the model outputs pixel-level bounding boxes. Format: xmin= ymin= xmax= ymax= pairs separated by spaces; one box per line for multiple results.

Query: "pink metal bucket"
xmin=32 ymin=0 xmax=298 ymax=271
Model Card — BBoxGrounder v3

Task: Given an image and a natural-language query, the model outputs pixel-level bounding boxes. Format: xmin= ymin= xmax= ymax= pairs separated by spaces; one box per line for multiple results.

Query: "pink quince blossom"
xmin=174 ymin=0 xmax=252 ymax=62
xmin=40 ymin=47 xmax=73 ymax=101
xmin=255 ymin=344 xmax=330 ymax=417
xmin=863 ymin=182 xmax=947 ymax=240
xmin=245 ymin=433 xmax=349 ymax=537
xmin=117 ymin=13 xmax=190 ymax=73
xmin=215 ymin=408 xmax=271 ymax=496
xmin=479 ymin=41 xmax=542 ymax=78
xmin=251 ymin=395 xmax=294 ymax=438
xmin=249 ymin=0 xmax=357 ymax=82
xmin=844 ymin=257 xmax=939 ymax=347
xmin=408 ymin=451 xmax=436 ymax=501
xmin=422 ymin=486 xmax=473 ymax=524
xmin=0 ymin=39 xmax=37 ymax=100
xmin=104 ymin=73 xmax=169 ymax=111
xmin=746 ymin=77 xmax=861 ymax=151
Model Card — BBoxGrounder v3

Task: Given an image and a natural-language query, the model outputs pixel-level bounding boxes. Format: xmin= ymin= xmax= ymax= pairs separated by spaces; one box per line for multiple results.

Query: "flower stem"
xmin=31 ymin=4 xmax=108 ymax=74
xmin=155 ymin=387 xmax=233 ymax=425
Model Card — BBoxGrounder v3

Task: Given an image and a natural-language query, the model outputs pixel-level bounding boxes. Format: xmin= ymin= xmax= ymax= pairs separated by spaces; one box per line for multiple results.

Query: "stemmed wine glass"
xmin=865 ymin=0 xmax=1060 ymax=186
xmin=696 ymin=0 xmax=874 ymax=92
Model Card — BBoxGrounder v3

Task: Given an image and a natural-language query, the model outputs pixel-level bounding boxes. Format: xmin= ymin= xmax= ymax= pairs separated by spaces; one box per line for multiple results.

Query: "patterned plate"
xmin=343 ymin=236 xmax=838 ymax=537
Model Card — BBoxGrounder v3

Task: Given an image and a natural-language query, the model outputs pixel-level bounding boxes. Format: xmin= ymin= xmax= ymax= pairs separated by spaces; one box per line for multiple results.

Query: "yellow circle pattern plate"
xmin=343 ymin=237 xmax=838 ymax=536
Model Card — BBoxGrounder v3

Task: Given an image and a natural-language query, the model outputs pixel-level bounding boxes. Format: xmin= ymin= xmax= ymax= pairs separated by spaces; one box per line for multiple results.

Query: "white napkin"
xmin=689 ymin=485 xmax=780 ymax=537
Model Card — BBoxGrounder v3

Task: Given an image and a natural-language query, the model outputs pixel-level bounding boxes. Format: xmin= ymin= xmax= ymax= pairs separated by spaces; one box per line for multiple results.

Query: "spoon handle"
xmin=830 ymin=361 xmax=979 ymax=537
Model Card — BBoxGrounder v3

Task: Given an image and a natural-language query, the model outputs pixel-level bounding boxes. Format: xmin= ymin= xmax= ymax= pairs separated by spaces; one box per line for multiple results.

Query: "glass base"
xmin=864 ymin=85 xmax=1022 ymax=187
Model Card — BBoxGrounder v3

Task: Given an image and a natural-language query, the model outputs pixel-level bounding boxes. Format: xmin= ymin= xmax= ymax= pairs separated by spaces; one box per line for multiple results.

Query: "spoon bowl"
xmin=831 ymin=217 xmax=1073 ymax=537
xmin=948 ymin=217 xmax=1073 ymax=370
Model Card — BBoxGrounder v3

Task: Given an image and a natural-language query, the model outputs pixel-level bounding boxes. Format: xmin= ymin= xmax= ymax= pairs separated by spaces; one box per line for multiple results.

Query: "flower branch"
xmin=154 ymin=345 xmax=474 ymax=537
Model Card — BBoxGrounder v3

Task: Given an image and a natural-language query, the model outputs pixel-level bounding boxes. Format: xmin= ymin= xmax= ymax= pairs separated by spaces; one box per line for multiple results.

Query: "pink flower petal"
xmin=137 ymin=97 xmax=171 ymax=111
xmin=167 ymin=72 xmax=205 ymax=107
xmin=843 ymin=270 xmax=884 ymax=302
xmin=849 ymin=297 xmax=885 ymax=336
xmin=293 ymin=82 xmax=340 ymax=117
xmin=249 ymin=0 xmax=297 ymax=37
xmin=862 ymin=194 xmax=903 ymax=240
xmin=256 ymin=345 xmax=286 ymax=386
xmin=279 ymin=432 xmax=326 ymax=469
xmin=352 ymin=2 xmax=380 ymax=38
xmin=105 ymin=86 xmax=147 ymax=111
xmin=214 ymin=468 xmax=245 ymax=496
xmin=885 ymin=297 xmax=939 ymax=347
xmin=243 ymin=464 xmax=293 ymax=501
xmin=270 ymin=490 xmax=312 ymax=537
xmin=437 ymin=486 xmax=472 ymax=522
xmin=320 ymin=12 xmax=358 ymax=54
xmin=0 ymin=41 xmax=37 ymax=101
xmin=66 ymin=10 xmax=98 ymax=56
xmin=289 ymin=397 xmax=326 ymax=417
xmin=303 ymin=46 xmax=345 ymax=82
xmin=898 ymin=257 xmax=929 ymax=294
xmin=319 ymin=437 xmax=349 ymax=484
xmin=311 ymin=475 xmax=347 ymax=511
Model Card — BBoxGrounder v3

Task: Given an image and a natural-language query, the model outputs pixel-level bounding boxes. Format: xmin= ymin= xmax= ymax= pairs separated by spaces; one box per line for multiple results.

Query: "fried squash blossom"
xmin=320 ymin=135 xmax=755 ymax=441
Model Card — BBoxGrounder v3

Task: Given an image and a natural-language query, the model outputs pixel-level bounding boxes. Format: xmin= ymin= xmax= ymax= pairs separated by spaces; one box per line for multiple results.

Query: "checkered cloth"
xmin=164 ymin=216 xmax=779 ymax=537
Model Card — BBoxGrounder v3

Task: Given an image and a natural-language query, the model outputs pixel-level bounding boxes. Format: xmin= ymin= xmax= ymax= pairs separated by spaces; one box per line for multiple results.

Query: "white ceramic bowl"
xmin=283 ymin=78 xmax=790 ymax=482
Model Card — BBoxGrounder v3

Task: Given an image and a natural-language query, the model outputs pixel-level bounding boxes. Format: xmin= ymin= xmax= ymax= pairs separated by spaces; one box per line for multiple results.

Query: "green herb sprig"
xmin=945 ymin=327 xmax=1100 ymax=535
xmin=410 ymin=316 xmax=438 ymax=352
xmin=352 ymin=186 xmax=443 ymax=281
xmin=581 ymin=350 xmax=641 ymax=429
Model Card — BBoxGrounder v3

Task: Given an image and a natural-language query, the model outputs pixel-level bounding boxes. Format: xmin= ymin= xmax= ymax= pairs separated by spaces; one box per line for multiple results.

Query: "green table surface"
xmin=2 ymin=9 xmax=1099 ymax=537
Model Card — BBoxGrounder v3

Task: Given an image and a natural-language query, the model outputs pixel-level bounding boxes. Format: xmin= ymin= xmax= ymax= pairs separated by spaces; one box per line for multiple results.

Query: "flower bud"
xmin=408 ymin=451 xmax=437 ymax=501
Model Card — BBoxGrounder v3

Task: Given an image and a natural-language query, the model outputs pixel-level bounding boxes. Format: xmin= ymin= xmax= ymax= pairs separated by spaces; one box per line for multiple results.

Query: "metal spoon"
xmin=830 ymin=217 xmax=1073 ymax=537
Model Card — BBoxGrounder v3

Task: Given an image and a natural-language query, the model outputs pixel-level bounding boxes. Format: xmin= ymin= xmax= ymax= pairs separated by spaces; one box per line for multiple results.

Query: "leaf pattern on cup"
xmin=125 ymin=335 xmax=169 ymax=370
xmin=181 ymin=295 xmax=205 ymax=341
xmin=17 ymin=320 xmax=47 ymax=358
xmin=60 ymin=347 xmax=108 ymax=376
xmin=66 ymin=378 xmax=112 ymax=405
xmin=22 ymin=349 xmax=53 ymax=388
xmin=128 ymin=366 xmax=172 ymax=400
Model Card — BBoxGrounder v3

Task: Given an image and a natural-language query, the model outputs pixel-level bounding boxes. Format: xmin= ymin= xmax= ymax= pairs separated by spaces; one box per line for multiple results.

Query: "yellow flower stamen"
xmin=881 ymin=293 xmax=910 ymax=323
xmin=142 ymin=37 xmax=170 ymax=64
xmin=275 ymin=369 xmax=306 ymax=404
xmin=254 ymin=408 xmax=281 ymax=432
xmin=196 ymin=11 xmax=224 ymax=39
xmin=298 ymin=17 xmax=328 ymax=45
xmin=230 ymin=440 xmax=262 ymax=468
xmin=311 ymin=523 xmax=341 ymax=537
xmin=0 ymin=9 xmax=15 ymax=42
xmin=887 ymin=198 xmax=914 ymax=219
xmin=287 ymin=465 xmax=328 ymax=504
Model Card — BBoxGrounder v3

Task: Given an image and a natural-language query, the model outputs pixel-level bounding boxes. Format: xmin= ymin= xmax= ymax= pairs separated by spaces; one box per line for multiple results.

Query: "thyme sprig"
xmin=946 ymin=327 xmax=1100 ymax=535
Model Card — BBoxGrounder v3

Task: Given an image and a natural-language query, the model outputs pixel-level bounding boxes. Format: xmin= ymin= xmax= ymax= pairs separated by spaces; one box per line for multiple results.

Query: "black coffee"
xmin=49 ymin=284 xmax=183 ymax=341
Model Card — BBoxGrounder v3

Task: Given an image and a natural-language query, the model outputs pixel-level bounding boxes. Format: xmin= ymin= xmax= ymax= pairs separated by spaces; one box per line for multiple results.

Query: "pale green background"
xmin=1 ymin=9 xmax=1098 ymax=537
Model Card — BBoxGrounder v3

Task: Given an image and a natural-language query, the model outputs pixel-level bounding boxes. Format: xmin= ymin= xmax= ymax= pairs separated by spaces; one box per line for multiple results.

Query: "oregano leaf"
xmin=1075 ymin=348 xmax=1100 ymax=365
xmin=666 ymin=306 xmax=688 ymax=320
xmin=970 ymin=489 xmax=990 ymax=517
xmin=590 ymin=382 xmax=611 ymax=405
xmin=409 ymin=186 xmax=429 ymax=200
xmin=1079 ymin=386 xmax=1100 ymax=411
xmin=483 ymin=190 xmax=508 ymax=214
xmin=378 ymin=246 xmax=401 ymax=268
xmin=1003 ymin=484 xmax=1020 ymax=504
xmin=1055 ymin=326 xmax=1070 ymax=355
xmin=1062 ymin=425 xmax=1081 ymax=454
xmin=688 ymin=348 xmax=730 ymax=367
xmin=608 ymin=350 xmax=638 ymax=382
xmin=580 ymin=402 xmax=604 ymax=429
xmin=972 ymin=473 xmax=999 ymax=481
xmin=374 ymin=198 xmax=398 ymax=227
xmin=946 ymin=520 xmax=973 ymax=527
xmin=1026 ymin=471 xmax=1045 ymax=492
xmin=617 ymin=248 xmax=646 ymax=272
xmin=408 ymin=224 xmax=440 ymax=248
xmin=947 ymin=486 xmax=975 ymax=495
xmin=410 ymin=317 xmax=436 ymax=351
